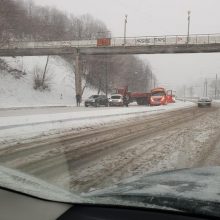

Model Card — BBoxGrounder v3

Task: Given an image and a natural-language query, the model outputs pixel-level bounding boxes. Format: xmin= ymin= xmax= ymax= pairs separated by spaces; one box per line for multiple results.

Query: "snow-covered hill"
xmin=0 ymin=56 xmax=96 ymax=108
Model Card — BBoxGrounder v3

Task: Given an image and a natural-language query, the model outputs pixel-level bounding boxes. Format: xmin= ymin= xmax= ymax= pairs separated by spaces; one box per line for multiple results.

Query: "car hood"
xmin=1 ymin=165 xmax=220 ymax=216
xmin=85 ymin=166 xmax=220 ymax=216
xmin=0 ymin=165 xmax=83 ymax=203
xmin=85 ymin=98 xmax=95 ymax=101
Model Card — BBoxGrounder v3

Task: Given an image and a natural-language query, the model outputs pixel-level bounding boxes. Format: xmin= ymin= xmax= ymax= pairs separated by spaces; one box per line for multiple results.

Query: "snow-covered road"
xmin=0 ymin=101 xmax=194 ymax=144
xmin=1 ymin=102 xmax=220 ymax=194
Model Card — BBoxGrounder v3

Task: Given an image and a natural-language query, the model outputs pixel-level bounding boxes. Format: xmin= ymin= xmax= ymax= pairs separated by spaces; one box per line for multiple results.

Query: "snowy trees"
xmin=0 ymin=0 xmax=155 ymax=94
xmin=33 ymin=56 xmax=52 ymax=91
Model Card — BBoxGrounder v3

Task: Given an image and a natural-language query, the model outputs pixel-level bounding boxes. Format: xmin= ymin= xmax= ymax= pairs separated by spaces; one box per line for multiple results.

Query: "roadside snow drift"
xmin=0 ymin=56 xmax=96 ymax=108
xmin=0 ymin=101 xmax=195 ymax=144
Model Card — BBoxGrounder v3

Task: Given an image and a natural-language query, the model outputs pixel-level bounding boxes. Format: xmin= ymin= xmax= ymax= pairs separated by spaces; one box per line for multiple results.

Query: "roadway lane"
xmin=1 ymin=105 xmax=220 ymax=193
xmin=0 ymin=102 xmax=145 ymax=117
xmin=0 ymin=106 xmax=108 ymax=117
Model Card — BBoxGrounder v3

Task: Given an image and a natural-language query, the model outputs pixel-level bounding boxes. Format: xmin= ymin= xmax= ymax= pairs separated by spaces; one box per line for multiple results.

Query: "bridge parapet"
xmin=112 ymin=34 xmax=220 ymax=47
xmin=1 ymin=33 xmax=220 ymax=50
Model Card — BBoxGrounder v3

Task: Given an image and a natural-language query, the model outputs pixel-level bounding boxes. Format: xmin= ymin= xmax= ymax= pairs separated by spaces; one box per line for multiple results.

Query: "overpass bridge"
xmin=1 ymin=34 xmax=220 ymax=56
xmin=1 ymin=33 xmax=220 ymax=96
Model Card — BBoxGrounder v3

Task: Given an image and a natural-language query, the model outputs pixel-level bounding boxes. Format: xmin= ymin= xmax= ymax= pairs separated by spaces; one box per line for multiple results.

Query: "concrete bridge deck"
xmin=1 ymin=34 xmax=220 ymax=56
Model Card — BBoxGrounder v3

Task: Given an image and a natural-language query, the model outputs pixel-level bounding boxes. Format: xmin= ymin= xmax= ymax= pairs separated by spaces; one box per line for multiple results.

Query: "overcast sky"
xmin=33 ymin=0 xmax=220 ymax=94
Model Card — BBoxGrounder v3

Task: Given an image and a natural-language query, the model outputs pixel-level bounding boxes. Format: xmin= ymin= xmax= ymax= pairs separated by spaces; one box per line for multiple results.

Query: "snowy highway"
xmin=1 ymin=102 xmax=220 ymax=193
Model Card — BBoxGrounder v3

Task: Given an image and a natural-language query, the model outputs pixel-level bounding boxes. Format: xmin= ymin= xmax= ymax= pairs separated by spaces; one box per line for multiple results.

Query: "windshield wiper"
xmin=91 ymin=193 xmax=220 ymax=217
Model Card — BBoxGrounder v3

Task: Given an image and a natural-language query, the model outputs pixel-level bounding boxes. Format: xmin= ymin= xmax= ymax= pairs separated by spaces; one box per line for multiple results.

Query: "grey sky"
xmin=33 ymin=0 xmax=220 ymax=94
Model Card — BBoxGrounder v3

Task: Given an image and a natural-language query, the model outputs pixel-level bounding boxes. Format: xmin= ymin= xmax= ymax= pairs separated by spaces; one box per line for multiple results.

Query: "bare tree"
xmin=1 ymin=0 xmax=156 ymax=95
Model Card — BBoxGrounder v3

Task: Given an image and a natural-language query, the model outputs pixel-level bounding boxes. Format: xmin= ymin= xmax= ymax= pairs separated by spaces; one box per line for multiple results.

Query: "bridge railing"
xmin=112 ymin=34 xmax=220 ymax=47
xmin=0 ymin=39 xmax=97 ymax=49
xmin=1 ymin=34 xmax=220 ymax=49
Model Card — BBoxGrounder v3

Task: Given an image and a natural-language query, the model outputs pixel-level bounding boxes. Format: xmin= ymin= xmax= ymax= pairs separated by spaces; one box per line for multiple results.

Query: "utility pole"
xmin=187 ymin=10 xmax=191 ymax=44
xmin=189 ymin=86 xmax=193 ymax=97
xmin=215 ymin=74 xmax=218 ymax=99
xmin=204 ymin=78 xmax=208 ymax=97
xmin=123 ymin=14 xmax=128 ymax=46
xmin=153 ymin=78 xmax=156 ymax=88
xmin=184 ymin=85 xmax=186 ymax=101
xmin=150 ymin=71 xmax=153 ymax=89
xmin=105 ymin=55 xmax=108 ymax=97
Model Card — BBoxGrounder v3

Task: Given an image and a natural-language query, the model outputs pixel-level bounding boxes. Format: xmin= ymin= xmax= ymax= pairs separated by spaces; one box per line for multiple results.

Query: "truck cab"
xmin=167 ymin=90 xmax=176 ymax=103
xmin=150 ymin=87 xmax=167 ymax=106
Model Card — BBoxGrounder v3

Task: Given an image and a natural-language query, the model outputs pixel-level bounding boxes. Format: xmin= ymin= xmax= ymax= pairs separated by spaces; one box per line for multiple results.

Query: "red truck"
xmin=114 ymin=86 xmax=151 ymax=105
xmin=114 ymin=86 xmax=175 ymax=106
xmin=150 ymin=87 xmax=167 ymax=106
xmin=166 ymin=90 xmax=176 ymax=103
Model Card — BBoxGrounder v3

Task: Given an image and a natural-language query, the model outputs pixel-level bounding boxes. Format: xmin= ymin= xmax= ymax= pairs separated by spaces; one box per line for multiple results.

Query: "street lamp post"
xmin=187 ymin=11 xmax=191 ymax=44
xmin=105 ymin=55 xmax=108 ymax=97
xmin=184 ymin=85 xmax=186 ymax=101
xmin=123 ymin=14 xmax=128 ymax=46
xmin=203 ymin=78 xmax=208 ymax=97
xmin=150 ymin=71 xmax=153 ymax=89
xmin=215 ymin=74 xmax=218 ymax=99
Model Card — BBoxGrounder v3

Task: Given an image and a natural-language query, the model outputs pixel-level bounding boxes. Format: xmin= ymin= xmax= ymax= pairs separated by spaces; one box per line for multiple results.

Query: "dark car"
xmin=84 ymin=95 xmax=108 ymax=107
xmin=197 ymin=97 xmax=212 ymax=107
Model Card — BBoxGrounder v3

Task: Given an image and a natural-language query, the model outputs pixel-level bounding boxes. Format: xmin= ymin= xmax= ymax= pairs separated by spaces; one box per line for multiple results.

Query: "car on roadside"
xmin=197 ymin=97 xmax=212 ymax=107
xmin=84 ymin=95 xmax=108 ymax=107
xmin=109 ymin=94 xmax=124 ymax=106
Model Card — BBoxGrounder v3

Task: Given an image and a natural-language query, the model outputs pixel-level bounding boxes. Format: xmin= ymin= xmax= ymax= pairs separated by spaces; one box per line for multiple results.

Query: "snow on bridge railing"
xmin=0 ymin=39 xmax=97 ymax=49
xmin=1 ymin=33 xmax=220 ymax=49
xmin=112 ymin=33 xmax=220 ymax=47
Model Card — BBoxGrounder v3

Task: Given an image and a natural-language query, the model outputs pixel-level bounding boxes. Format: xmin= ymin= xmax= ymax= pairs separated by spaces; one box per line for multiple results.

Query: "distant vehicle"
xmin=167 ymin=90 xmax=176 ymax=103
xmin=150 ymin=87 xmax=167 ymax=106
xmin=197 ymin=97 xmax=212 ymax=107
xmin=84 ymin=95 xmax=108 ymax=107
xmin=109 ymin=94 xmax=124 ymax=106
xmin=114 ymin=86 xmax=151 ymax=105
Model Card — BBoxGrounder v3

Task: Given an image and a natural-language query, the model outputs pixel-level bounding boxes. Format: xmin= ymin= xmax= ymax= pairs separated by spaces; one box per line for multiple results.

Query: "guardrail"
xmin=1 ymin=34 xmax=220 ymax=49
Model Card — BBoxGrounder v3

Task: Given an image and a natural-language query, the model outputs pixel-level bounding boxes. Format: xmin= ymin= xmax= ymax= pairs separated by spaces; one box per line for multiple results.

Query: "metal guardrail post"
xmin=196 ymin=35 xmax=198 ymax=44
xmin=176 ymin=35 xmax=178 ymax=44
xmin=165 ymin=36 xmax=167 ymax=45
xmin=208 ymin=35 xmax=210 ymax=44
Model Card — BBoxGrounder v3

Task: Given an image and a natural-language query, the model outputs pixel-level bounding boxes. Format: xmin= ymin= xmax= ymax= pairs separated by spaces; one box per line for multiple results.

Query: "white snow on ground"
xmin=0 ymin=101 xmax=195 ymax=144
xmin=0 ymin=56 xmax=96 ymax=108
xmin=66 ymin=104 xmax=220 ymax=193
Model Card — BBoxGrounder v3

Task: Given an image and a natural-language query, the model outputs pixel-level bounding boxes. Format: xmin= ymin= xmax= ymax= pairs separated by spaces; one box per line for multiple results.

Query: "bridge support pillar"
xmin=75 ymin=52 xmax=82 ymax=99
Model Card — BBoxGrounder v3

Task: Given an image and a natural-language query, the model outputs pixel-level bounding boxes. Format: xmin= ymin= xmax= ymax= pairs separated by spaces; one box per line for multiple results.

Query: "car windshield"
xmin=111 ymin=96 xmax=121 ymax=99
xmin=199 ymin=97 xmax=210 ymax=100
xmin=151 ymin=92 xmax=165 ymax=96
xmin=1 ymin=0 xmax=220 ymax=217
xmin=89 ymin=95 xmax=99 ymax=99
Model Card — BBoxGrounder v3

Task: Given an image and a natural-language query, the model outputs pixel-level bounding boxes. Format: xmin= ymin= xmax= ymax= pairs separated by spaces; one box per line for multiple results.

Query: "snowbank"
xmin=0 ymin=56 xmax=96 ymax=108
xmin=0 ymin=101 xmax=195 ymax=144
